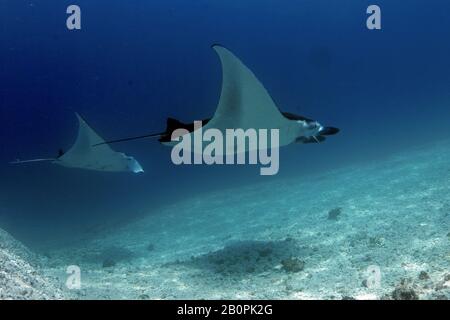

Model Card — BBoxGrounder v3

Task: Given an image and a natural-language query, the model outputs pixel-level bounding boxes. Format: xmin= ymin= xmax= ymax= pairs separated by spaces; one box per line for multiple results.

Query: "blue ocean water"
xmin=0 ymin=1 xmax=450 ymax=299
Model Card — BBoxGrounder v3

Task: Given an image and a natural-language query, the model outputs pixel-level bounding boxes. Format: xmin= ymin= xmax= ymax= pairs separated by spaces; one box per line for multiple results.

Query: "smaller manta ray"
xmin=96 ymin=45 xmax=340 ymax=151
xmin=10 ymin=113 xmax=144 ymax=173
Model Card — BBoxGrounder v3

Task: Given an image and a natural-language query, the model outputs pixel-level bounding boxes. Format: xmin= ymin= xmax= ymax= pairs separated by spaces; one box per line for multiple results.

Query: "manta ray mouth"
xmin=296 ymin=126 xmax=340 ymax=144
xmin=318 ymin=127 xmax=340 ymax=136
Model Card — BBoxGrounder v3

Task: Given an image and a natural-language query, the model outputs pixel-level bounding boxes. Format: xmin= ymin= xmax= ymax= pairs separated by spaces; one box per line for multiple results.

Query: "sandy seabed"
xmin=1 ymin=141 xmax=449 ymax=300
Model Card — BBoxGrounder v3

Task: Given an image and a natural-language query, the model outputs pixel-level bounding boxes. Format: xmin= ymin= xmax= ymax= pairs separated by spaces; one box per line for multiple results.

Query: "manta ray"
xmin=97 ymin=45 xmax=339 ymax=151
xmin=11 ymin=113 xmax=144 ymax=173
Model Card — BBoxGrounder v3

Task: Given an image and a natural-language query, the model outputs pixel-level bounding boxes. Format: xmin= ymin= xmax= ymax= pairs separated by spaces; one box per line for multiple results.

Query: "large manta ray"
xmin=97 ymin=45 xmax=339 ymax=151
xmin=11 ymin=113 xmax=144 ymax=173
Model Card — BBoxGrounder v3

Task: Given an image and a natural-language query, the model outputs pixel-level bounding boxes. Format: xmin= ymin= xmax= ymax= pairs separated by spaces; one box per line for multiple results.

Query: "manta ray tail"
xmin=94 ymin=117 xmax=208 ymax=146
xmin=93 ymin=118 xmax=182 ymax=147
xmin=9 ymin=158 xmax=56 ymax=165
xmin=93 ymin=131 xmax=164 ymax=146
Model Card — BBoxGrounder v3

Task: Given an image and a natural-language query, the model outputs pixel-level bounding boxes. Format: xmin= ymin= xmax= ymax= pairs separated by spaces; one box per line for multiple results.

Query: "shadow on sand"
xmin=174 ymin=238 xmax=311 ymax=278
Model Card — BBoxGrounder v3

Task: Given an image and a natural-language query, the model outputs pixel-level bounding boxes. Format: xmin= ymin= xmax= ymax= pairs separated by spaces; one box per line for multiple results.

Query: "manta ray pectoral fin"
xmin=91 ymin=45 xmax=292 ymax=149
xmin=206 ymin=45 xmax=290 ymax=131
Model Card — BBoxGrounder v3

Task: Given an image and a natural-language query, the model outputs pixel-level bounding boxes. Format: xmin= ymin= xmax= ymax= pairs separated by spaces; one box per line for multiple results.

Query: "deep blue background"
xmin=1 ymin=0 xmax=450 ymax=246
